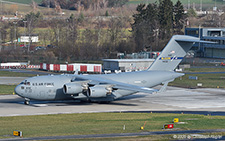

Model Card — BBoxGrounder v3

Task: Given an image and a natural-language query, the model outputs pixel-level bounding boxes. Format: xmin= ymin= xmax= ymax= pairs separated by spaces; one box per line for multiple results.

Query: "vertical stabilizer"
xmin=148 ymin=35 xmax=203 ymax=71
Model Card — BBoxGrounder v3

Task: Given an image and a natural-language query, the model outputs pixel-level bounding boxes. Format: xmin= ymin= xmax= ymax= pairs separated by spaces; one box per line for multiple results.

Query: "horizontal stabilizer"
xmin=175 ymin=39 xmax=216 ymax=44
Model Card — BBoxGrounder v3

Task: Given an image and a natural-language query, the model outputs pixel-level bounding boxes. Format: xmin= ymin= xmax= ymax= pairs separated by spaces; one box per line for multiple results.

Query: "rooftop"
xmin=102 ymin=59 xmax=155 ymax=62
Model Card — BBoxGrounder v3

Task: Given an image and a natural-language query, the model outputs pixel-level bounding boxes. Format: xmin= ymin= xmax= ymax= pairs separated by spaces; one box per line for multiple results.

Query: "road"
xmin=0 ymin=0 xmax=30 ymax=6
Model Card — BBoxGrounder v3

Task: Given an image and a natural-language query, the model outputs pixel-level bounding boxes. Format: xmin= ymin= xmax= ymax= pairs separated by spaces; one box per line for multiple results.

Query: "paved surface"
xmin=2 ymin=129 xmax=225 ymax=140
xmin=0 ymin=69 xmax=54 ymax=85
xmin=0 ymin=69 xmax=53 ymax=75
xmin=0 ymin=77 xmax=27 ymax=85
xmin=1 ymin=86 xmax=225 ymax=117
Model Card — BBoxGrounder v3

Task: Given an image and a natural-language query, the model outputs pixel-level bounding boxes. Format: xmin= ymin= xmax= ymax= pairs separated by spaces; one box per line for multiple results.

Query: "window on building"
xmin=186 ymin=30 xmax=199 ymax=36
xmin=208 ymin=31 xmax=221 ymax=37
xmin=223 ymin=31 xmax=225 ymax=37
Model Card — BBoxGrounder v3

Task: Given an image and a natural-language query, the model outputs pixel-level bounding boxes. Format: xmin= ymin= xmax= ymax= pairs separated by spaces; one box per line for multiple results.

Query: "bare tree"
xmin=24 ymin=12 xmax=43 ymax=52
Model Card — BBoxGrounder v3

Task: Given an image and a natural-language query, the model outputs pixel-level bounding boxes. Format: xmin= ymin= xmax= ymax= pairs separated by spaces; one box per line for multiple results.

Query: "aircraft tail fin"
xmin=148 ymin=35 xmax=214 ymax=71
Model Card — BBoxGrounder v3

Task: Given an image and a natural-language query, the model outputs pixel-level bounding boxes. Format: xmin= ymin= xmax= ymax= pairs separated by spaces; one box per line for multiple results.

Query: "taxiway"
xmin=1 ymin=86 xmax=225 ymax=117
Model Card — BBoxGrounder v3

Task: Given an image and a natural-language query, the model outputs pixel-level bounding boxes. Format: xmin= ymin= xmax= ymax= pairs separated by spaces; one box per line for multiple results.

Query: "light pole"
xmin=200 ymin=0 xmax=202 ymax=11
xmin=188 ymin=0 xmax=190 ymax=9
xmin=13 ymin=22 xmax=17 ymax=50
xmin=23 ymin=21 xmax=27 ymax=47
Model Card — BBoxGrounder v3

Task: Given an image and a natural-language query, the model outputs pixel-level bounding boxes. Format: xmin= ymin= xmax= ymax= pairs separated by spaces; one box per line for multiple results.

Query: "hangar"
xmin=102 ymin=59 xmax=155 ymax=72
xmin=185 ymin=27 xmax=225 ymax=58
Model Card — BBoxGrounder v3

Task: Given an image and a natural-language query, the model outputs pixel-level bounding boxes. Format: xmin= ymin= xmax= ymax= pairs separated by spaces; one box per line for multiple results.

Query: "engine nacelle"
xmin=87 ymin=86 xmax=110 ymax=98
xmin=63 ymin=82 xmax=83 ymax=95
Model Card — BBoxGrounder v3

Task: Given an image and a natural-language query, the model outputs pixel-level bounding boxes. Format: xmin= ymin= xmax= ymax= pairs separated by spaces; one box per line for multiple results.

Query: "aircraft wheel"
xmin=98 ymin=101 xmax=110 ymax=104
xmin=87 ymin=99 xmax=91 ymax=103
xmin=24 ymin=100 xmax=30 ymax=105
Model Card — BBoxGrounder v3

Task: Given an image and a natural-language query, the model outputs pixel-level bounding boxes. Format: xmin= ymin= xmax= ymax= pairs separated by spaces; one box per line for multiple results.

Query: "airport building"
xmin=102 ymin=59 xmax=155 ymax=72
xmin=185 ymin=28 xmax=225 ymax=58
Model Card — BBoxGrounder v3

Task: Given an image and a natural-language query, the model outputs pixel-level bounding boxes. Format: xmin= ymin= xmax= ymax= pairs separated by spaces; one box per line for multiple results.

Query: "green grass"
xmin=0 ymin=70 xmax=35 ymax=77
xmin=0 ymin=3 xmax=46 ymax=15
xmin=51 ymin=135 xmax=175 ymax=141
xmin=171 ymin=73 xmax=225 ymax=88
xmin=0 ymin=85 xmax=16 ymax=95
xmin=184 ymin=68 xmax=225 ymax=72
xmin=0 ymin=113 xmax=225 ymax=138
xmin=169 ymin=68 xmax=225 ymax=88
xmin=3 ymin=0 xmax=42 ymax=5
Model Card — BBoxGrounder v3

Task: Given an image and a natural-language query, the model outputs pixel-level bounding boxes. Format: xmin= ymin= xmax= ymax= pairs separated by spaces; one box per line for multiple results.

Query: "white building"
xmin=19 ymin=34 xmax=39 ymax=43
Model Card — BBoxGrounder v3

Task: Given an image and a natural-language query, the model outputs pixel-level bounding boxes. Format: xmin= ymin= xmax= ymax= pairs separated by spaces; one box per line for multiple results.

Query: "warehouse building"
xmin=40 ymin=63 xmax=102 ymax=73
xmin=102 ymin=59 xmax=155 ymax=72
xmin=185 ymin=27 xmax=225 ymax=58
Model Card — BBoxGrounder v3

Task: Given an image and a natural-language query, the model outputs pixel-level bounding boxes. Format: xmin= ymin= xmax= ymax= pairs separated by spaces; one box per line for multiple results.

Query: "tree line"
xmin=40 ymin=0 xmax=128 ymax=10
xmin=0 ymin=0 xmax=187 ymax=64
xmin=132 ymin=0 xmax=186 ymax=51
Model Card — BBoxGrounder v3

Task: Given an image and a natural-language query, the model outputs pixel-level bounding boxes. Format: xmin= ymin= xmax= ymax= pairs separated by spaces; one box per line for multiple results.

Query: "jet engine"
xmin=87 ymin=85 xmax=112 ymax=98
xmin=63 ymin=82 xmax=83 ymax=95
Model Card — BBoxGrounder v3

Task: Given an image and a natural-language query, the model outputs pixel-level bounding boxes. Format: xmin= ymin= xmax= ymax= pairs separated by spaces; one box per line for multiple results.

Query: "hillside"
xmin=129 ymin=0 xmax=223 ymax=4
xmin=4 ymin=0 xmax=224 ymax=6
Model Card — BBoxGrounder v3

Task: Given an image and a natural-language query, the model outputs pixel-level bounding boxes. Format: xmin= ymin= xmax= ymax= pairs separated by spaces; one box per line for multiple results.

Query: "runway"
xmin=1 ymin=86 xmax=225 ymax=117
xmin=0 ymin=77 xmax=28 ymax=85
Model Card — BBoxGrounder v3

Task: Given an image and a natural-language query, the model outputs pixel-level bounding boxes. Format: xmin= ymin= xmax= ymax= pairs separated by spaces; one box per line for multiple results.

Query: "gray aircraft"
xmin=14 ymin=35 xmax=211 ymax=105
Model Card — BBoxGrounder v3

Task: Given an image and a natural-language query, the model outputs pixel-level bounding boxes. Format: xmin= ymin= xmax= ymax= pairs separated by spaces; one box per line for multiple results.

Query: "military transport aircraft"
xmin=15 ymin=35 xmax=212 ymax=105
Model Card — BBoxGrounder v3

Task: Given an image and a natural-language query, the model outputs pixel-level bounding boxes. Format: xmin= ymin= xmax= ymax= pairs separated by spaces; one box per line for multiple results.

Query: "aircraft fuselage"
xmin=15 ymin=70 xmax=183 ymax=102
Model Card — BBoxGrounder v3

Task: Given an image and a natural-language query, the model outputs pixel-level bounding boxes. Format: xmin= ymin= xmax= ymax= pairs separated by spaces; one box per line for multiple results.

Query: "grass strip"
xmin=171 ymin=73 xmax=225 ymax=88
xmin=0 ymin=85 xmax=16 ymax=95
xmin=184 ymin=68 xmax=225 ymax=72
xmin=0 ymin=70 xmax=35 ymax=77
xmin=0 ymin=113 xmax=225 ymax=138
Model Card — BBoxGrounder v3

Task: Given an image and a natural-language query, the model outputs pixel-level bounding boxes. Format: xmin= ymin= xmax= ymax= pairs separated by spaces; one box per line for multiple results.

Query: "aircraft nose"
xmin=14 ymin=85 xmax=21 ymax=96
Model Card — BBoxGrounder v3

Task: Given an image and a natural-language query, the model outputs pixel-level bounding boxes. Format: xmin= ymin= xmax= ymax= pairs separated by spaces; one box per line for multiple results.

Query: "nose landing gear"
xmin=24 ymin=98 xmax=30 ymax=105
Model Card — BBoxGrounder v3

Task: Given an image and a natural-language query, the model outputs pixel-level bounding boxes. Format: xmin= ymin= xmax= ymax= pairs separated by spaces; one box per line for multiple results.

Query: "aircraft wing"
xmin=73 ymin=75 xmax=158 ymax=94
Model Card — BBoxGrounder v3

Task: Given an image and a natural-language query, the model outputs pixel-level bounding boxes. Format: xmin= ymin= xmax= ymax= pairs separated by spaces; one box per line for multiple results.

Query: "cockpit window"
xmin=21 ymin=80 xmax=30 ymax=85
